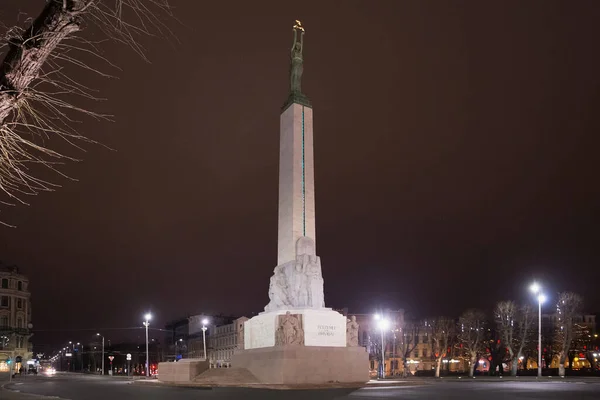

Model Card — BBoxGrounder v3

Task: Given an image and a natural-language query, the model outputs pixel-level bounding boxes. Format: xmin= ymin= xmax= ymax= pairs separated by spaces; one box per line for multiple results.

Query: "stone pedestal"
xmin=245 ymin=308 xmax=346 ymax=349
xmin=232 ymin=345 xmax=369 ymax=385
xmin=232 ymin=308 xmax=369 ymax=385
xmin=157 ymin=359 xmax=209 ymax=383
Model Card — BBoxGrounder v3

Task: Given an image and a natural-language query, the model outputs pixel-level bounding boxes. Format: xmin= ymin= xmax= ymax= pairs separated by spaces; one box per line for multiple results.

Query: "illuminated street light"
xmin=374 ymin=313 xmax=390 ymax=379
xmin=202 ymin=318 xmax=209 ymax=360
xmin=530 ymin=282 xmax=545 ymax=378
xmin=143 ymin=313 xmax=152 ymax=377
xmin=97 ymin=333 xmax=105 ymax=375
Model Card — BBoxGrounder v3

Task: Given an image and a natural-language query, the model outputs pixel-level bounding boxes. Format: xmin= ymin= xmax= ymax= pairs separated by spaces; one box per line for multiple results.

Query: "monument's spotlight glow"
xmin=202 ymin=318 xmax=209 ymax=325
xmin=144 ymin=313 xmax=152 ymax=321
xmin=374 ymin=313 xmax=381 ymax=321
xmin=378 ymin=318 xmax=390 ymax=331
xmin=538 ymin=294 xmax=546 ymax=304
xmin=530 ymin=282 xmax=540 ymax=293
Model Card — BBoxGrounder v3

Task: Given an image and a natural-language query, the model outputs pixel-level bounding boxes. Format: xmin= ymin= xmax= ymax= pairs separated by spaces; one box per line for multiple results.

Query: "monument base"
xmin=231 ymin=345 xmax=369 ymax=385
xmin=244 ymin=308 xmax=347 ymax=349
xmin=157 ymin=359 xmax=209 ymax=383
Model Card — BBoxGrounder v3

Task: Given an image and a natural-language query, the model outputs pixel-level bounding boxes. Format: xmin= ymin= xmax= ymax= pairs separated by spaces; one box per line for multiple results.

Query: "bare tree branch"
xmin=0 ymin=0 xmax=175 ymax=225
xmin=554 ymin=291 xmax=583 ymax=377
xmin=458 ymin=309 xmax=486 ymax=378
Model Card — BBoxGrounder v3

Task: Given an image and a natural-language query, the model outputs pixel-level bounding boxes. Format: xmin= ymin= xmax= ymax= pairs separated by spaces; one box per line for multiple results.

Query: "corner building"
xmin=0 ymin=264 xmax=33 ymax=372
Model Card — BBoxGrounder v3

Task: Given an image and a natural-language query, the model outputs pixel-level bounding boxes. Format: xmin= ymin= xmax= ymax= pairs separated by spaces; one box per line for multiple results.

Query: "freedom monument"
xmin=231 ymin=21 xmax=369 ymax=385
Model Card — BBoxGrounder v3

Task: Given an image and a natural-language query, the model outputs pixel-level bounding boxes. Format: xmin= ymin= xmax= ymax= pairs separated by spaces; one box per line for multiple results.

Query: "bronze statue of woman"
xmin=290 ymin=23 xmax=305 ymax=94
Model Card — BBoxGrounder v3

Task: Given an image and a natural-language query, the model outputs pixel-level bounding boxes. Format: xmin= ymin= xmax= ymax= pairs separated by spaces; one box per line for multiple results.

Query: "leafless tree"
xmin=495 ymin=301 xmax=534 ymax=376
xmin=554 ymin=291 xmax=583 ymax=377
xmin=393 ymin=320 xmax=419 ymax=377
xmin=429 ymin=317 xmax=454 ymax=378
xmin=0 ymin=0 xmax=174 ymax=226
xmin=458 ymin=309 xmax=486 ymax=377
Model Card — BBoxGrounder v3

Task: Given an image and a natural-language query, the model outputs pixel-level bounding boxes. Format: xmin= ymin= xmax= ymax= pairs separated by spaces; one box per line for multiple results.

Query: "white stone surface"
xmin=278 ymin=103 xmax=315 ymax=266
xmin=265 ymin=237 xmax=325 ymax=311
xmin=244 ymin=308 xmax=346 ymax=349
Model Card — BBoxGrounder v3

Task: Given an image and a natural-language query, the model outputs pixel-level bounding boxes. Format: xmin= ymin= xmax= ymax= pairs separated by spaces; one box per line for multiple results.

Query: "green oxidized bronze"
xmin=283 ymin=20 xmax=311 ymax=110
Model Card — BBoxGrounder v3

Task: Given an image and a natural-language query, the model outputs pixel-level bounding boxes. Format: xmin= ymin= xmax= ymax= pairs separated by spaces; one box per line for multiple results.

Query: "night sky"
xmin=1 ymin=1 xmax=599 ymax=351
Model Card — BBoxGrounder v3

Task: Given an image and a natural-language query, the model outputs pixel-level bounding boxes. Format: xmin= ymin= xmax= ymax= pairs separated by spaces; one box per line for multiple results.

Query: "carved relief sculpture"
xmin=275 ymin=311 xmax=304 ymax=345
xmin=265 ymin=237 xmax=325 ymax=311
xmin=346 ymin=315 xmax=360 ymax=347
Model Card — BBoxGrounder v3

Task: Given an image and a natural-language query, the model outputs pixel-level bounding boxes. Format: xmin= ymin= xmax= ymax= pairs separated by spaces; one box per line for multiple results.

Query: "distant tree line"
xmin=374 ymin=291 xmax=598 ymax=378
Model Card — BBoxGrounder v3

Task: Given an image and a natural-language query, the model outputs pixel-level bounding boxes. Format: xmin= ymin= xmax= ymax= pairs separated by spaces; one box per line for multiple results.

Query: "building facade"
xmin=208 ymin=316 xmax=247 ymax=368
xmin=164 ymin=314 xmax=247 ymax=365
xmin=0 ymin=264 xmax=33 ymax=373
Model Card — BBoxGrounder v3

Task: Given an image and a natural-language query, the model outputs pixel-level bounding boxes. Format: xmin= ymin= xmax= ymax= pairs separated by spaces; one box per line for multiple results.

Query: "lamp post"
xmin=202 ymin=318 xmax=209 ymax=360
xmin=76 ymin=342 xmax=82 ymax=372
xmin=374 ymin=314 xmax=390 ymax=379
xmin=96 ymin=333 xmax=104 ymax=375
xmin=69 ymin=341 xmax=78 ymax=372
xmin=143 ymin=313 xmax=152 ymax=377
xmin=530 ymin=283 xmax=546 ymax=378
xmin=175 ymin=338 xmax=183 ymax=360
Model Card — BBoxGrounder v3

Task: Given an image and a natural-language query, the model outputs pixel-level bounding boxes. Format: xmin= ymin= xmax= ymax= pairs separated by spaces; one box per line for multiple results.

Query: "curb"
xmin=133 ymin=379 xmax=367 ymax=390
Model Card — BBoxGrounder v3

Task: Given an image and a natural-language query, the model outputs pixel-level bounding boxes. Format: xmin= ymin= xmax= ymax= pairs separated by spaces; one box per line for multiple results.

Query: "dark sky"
xmin=1 ymin=1 xmax=599 ymax=351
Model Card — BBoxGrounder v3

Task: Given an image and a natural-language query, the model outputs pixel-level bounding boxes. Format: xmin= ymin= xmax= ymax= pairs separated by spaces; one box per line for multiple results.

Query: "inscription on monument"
xmin=317 ymin=324 xmax=337 ymax=337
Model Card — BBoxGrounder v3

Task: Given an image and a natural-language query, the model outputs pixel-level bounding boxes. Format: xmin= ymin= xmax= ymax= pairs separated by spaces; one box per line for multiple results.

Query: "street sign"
xmin=126 ymin=353 xmax=132 ymax=361
xmin=108 ymin=356 xmax=114 ymax=362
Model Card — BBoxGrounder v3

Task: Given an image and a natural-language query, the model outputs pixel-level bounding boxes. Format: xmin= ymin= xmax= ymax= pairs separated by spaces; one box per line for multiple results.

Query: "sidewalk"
xmin=1 ymin=385 xmax=50 ymax=400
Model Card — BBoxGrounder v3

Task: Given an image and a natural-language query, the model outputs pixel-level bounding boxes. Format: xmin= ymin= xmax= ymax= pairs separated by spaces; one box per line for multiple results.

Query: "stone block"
xmin=157 ymin=359 xmax=209 ymax=383
xmin=231 ymin=345 xmax=369 ymax=384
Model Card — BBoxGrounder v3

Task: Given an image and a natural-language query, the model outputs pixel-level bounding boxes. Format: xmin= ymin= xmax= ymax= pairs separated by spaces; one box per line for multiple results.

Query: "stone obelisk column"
xmin=277 ymin=48 xmax=315 ymax=266
xmin=265 ymin=20 xmax=324 ymax=312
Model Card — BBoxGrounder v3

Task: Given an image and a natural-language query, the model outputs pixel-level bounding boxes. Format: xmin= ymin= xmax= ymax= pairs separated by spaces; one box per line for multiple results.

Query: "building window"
xmin=17 ymin=281 xmax=23 ymax=291
xmin=17 ymin=298 xmax=23 ymax=309
xmin=0 ymin=296 xmax=8 ymax=308
xmin=1 ymin=279 xmax=7 ymax=289
xmin=414 ymin=349 xmax=419 ymax=358
xmin=17 ymin=317 xmax=23 ymax=328
xmin=422 ymin=349 xmax=427 ymax=358
xmin=0 ymin=315 xmax=8 ymax=327
xmin=414 ymin=335 xmax=419 ymax=344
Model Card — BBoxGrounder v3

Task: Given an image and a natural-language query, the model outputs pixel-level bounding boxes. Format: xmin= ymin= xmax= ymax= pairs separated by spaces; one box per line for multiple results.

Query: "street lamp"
xmin=96 ymin=333 xmax=105 ymax=375
xmin=175 ymin=338 xmax=183 ymax=360
xmin=530 ymin=282 xmax=546 ymax=378
xmin=143 ymin=313 xmax=152 ymax=377
xmin=202 ymin=318 xmax=209 ymax=360
xmin=374 ymin=313 xmax=390 ymax=379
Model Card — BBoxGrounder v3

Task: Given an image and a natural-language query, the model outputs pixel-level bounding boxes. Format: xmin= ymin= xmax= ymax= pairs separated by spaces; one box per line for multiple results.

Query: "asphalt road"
xmin=3 ymin=374 xmax=600 ymax=399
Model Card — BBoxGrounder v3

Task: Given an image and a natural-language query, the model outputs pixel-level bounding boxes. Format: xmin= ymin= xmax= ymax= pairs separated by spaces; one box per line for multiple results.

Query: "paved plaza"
xmin=2 ymin=373 xmax=600 ymax=399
